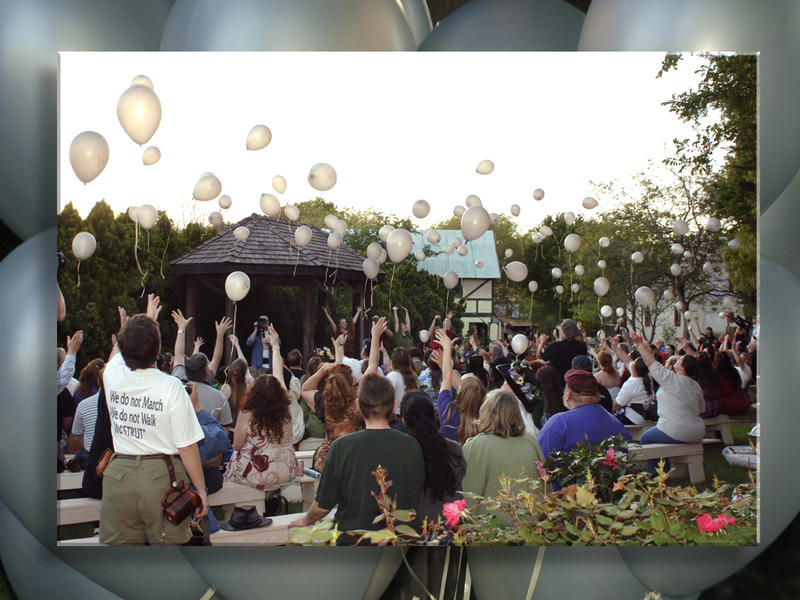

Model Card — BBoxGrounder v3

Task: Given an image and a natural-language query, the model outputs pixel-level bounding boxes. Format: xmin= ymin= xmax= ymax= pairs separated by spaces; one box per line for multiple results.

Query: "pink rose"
xmin=696 ymin=513 xmax=736 ymax=533
xmin=442 ymin=499 xmax=468 ymax=527
xmin=602 ymin=447 xmax=619 ymax=469
xmin=534 ymin=460 xmax=548 ymax=479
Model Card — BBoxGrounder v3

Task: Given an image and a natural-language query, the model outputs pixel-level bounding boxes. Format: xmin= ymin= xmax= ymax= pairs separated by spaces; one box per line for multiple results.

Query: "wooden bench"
xmin=628 ymin=442 xmax=706 ymax=484
xmin=624 ymin=421 xmax=656 ymax=442
xmin=704 ymin=414 xmax=734 ymax=445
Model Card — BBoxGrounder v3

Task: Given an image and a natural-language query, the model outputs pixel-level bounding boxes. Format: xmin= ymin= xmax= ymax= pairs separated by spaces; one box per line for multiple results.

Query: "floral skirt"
xmin=224 ymin=437 xmax=297 ymax=492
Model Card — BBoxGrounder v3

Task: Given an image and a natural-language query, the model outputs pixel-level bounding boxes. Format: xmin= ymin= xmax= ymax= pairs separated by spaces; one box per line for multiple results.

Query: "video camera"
xmin=255 ymin=315 xmax=269 ymax=333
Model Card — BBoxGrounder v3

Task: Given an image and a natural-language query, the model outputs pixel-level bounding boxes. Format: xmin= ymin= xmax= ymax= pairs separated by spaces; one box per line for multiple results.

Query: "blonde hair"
xmin=446 ymin=376 xmax=485 ymax=445
xmin=476 ymin=389 xmax=525 ymax=439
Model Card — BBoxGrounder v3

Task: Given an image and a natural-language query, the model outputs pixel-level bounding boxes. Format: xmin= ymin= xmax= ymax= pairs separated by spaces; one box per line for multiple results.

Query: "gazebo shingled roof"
xmin=171 ymin=213 xmax=377 ymax=281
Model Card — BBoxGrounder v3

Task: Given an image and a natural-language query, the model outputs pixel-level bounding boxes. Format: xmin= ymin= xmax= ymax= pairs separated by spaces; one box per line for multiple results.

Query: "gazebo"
xmin=170 ymin=213 xmax=381 ymax=363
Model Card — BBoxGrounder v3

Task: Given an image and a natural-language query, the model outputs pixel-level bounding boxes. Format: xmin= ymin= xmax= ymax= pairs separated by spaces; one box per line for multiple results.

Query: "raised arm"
xmin=437 ymin=330 xmax=454 ymax=392
xmin=57 ymin=282 xmax=66 ymax=322
xmin=332 ymin=333 xmax=347 ymax=365
xmin=192 ymin=337 xmax=204 ymax=356
xmin=267 ymin=324 xmax=286 ymax=391
xmin=208 ymin=316 xmax=233 ymax=376
xmin=609 ymin=337 xmax=631 ymax=366
xmin=228 ymin=334 xmax=246 ymax=362
xmin=673 ymin=336 xmax=697 ymax=357
xmin=351 ymin=305 xmax=363 ymax=325
xmin=629 ymin=329 xmax=655 ymax=366
xmin=145 ymin=293 xmax=162 ymax=322
xmin=392 ymin=306 xmax=400 ymax=332
xmin=427 ymin=314 xmax=440 ymax=338
xmin=321 ymin=306 xmax=337 ymax=333
xmin=171 ymin=309 xmax=193 ymax=367
xmin=443 ymin=310 xmax=454 ymax=333
xmin=687 ymin=318 xmax=701 ymax=346
xmin=300 ymin=362 xmax=335 ymax=410
xmin=404 ymin=307 xmax=411 ymax=333
xmin=365 ymin=317 xmax=388 ymax=376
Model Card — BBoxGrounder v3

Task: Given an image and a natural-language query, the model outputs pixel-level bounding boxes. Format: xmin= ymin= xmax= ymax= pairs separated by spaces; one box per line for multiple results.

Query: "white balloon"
xmin=142 ymin=146 xmax=160 ymax=166
xmin=684 ymin=310 xmax=692 ymax=320
xmin=246 ymin=124 xmax=272 ymax=150
xmin=563 ymin=211 xmax=576 ymax=226
xmin=616 ymin=307 xmax=625 ymax=317
xmin=663 ymin=289 xmax=674 ymax=301
xmin=443 ymin=271 xmax=459 ymax=289
xmin=461 ymin=206 xmax=491 ymax=241
xmin=505 ymin=261 xmax=528 ymax=282
xmin=208 ymin=211 xmax=223 ymax=227
xmin=193 ymin=174 xmax=222 ymax=202
xmin=465 ymin=194 xmax=482 ymax=208
xmin=137 ymin=204 xmax=158 ymax=230
xmin=457 ymin=245 xmax=469 ymax=256
xmin=598 ymin=236 xmax=611 ymax=248
xmin=528 ymin=281 xmax=538 ymax=293
xmin=218 ymin=195 xmax=232 ymax=209
xmin=117 ymin=84 xmax=161 ymax=145
xmin=504 ymin=248 xmax=513 ymax=258
xmin=510 ymin=334 xmax=529 ymax=355
xmin=600 ymin=305 xmax=613 ymax=318
xmin=442 ymin=245 xmax=454 ymax=255
xmin=71 ymin=231 xmax=96 ymax=260
xmin=453 ymin=205 xmax=466 ymax=218
xmin=233 ymin=226 xmax=250 ymax=241
xmin=564 ymin=233 xmax=581 ymax=253
xmin=574 ymin=264 xmax=585 ymax=276
xmin=386 ymin=228 xmax=413 ymax=263
xmin=728 ymin=238 xmax=742 ymax=250
xmin=367 ymin=242 xmax=383 ymax=260
xmin=327 ymin=232 xmax=342 ymax=248
xmin=582 ymin=196 xmax=598 ymax=209
xmin=260 ymin=193 xmax=281 ymax=217
xmin=683 ymin=250 xmax=692 ymax=259
xmin=308 ymin=162 xmax=337 ymax=191
xmin=556 ymin=285 xmax=565 ymax=294
xmin=333 ymin=219 xmax=347 ymax=236
xmin=539 ymin=225 xmax=553 ymax=237
xmin=718 ymin=311 xmax=728 ymax=319
xmin=225 ymin=271 xmax=251 ymax=302
xmin=635 ymin=286 xmax=655 ymax=306
xmin=706 ymin=217 xmax=722 ymax=232
xmin=378 ymin=225 xmax=395 ymax=241
xmin=362 ymin=258 xmax=379 ymax=280
xmin=671 ymin=243 xmax=684 ymax=255
xmin=378 ymin=248 xmax=388 ymax=264
xmin=130 ymin=74 xmax=154 ymax=89
xmin=533 ymin=188 xmax=545 ymax=201
xmin=531 ymin=233 xmax=543 ymax=244
xmin=597 ymin=259 xmax=607 ymax=269
xmin=452 ymin=237 xmax=462 ymax=248
xmin=630 ymin=251 xmax=645 ymax=264
xmin=551 ymin=267 xmax=562 ymax=278
xmin=489 ymin=212 xmax=499 ymax=225
xmin=670 ymin=263 xmax=682 ymax=277
xmin=703 ymin=261 xmax=714 ymax=274
xmin=284 ymin=204 xmax=299 ymax=221
xmin=723 ymin=295 xmax=738 ymax=310
xmin=474 ymin=260 xmax=484 ymax=268
xmin=414 ymin=250 xmax=426 ymax=261
xmin=294 ymin=225 xmax=312 ymax=247
xmin=324 ymin=214 xmax=338 ymax=229
xmin=570 ymin=283 xmax=580 ymax=293
xmin=593 ymin=277 xmax=610 ymax=297
xmin=476 ymin=159 xmax=494 ymax=174
xmin=69 ymin=131 xmax=109 ymax=184
xmin=127 ymin=206 xmax=139 ymax=223
xmin=673 ymin=219 xmax=689 ymax=235
xmin=426 ymin=230 xmax=441 ymax=244
xmin=272 ymin=175 xmax=287 ymax=194
xmin=418 ymin=329 xmax=430 ymax=343
xmin=412 ymin=199 xmax=430 ymax=218
xmin=510 ymin=204 xmax=520 ymax=217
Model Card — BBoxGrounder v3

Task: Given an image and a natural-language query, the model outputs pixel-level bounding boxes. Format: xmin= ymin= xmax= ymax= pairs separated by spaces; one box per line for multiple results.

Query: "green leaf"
xmin=576 ymin=486 xmax=595 ymax=506
xmin=395 ymin=525 xmax=420 ymax=538
xmin=653 ymin=532 xmax=669 ymax=545
xmin=364 ymin=530 xmax=398 ymax=544
xmin=392 ymin=509 xmax=415 ymax=523
xmin=650 ymin=513 xmax=667 ymax=532
xmin=597 ymin=515 xmax=614 ymax=526
xmin=620 ymin=525 xmax=638 ymax=536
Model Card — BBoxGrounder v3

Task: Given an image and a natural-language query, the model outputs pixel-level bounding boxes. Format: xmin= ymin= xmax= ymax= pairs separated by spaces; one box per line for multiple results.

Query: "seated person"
xmin=571 ymin=354 xmax=613 ymax=413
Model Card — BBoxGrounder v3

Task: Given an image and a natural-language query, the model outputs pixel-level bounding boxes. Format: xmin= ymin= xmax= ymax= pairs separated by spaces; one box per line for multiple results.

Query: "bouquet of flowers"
xmin=314 ymin=346 xmax=335 ymax=362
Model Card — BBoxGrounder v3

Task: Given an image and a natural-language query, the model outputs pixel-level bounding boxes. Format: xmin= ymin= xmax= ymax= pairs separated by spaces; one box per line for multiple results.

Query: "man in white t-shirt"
xmin=100 ymin=304 xmax=207 ymax=546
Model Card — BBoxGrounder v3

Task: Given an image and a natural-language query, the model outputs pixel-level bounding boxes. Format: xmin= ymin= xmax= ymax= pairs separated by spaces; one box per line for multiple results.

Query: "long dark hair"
xmin=535 ymin=365 xmax=564 ymax=419
xmin=695 ymin=353 xmax=720 ymax=393
xmin=76 ymin=358 xmax=104 ymax=399
xmin=466 ymin=354 xmax=489 ymax=388
xmin=713 ymin=351 xmax=741 ymax=388
xmin=241 ymin=374 xmax=290 ymax=443
xmin=391 ymin=348 xmax=418 ymax=392
xmin=401 ymin=392 xmax=458 ymax=501
xmin=632 ymin=358 xmax=653 ymax=397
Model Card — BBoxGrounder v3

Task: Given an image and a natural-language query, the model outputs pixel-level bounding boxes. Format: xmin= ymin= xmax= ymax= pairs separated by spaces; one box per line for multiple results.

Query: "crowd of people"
xmin=57 ymin=291 xmax=758 ymax=545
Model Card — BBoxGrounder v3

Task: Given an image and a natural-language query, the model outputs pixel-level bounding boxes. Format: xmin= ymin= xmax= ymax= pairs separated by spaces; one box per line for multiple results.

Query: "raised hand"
xmin=371 ymin=316 xmax=388 ymax=339
xmin=215 ymin=316 xmax=233 ymax=337
xmin=117 ymin=306 xmax=128 ymax=331
xmin=192 ymin=337 xmax=204 ymax=354
xmin=435 ymin=329 xmax=452 ymax=350
xmin=145 ymin=293 xmax=162 ymax=321
xmin=267 ymin=323 xmax=280 ymax=348
xmin=228 ymin=334 xmax=240 ymax=347
xmin=67 ymin=330 xmax=84 ymax=355
xmin=171 ymin=309 xmax=192 ymax=331
xmin=333 ymin=333 xmax=348 ymax=347
xmin=629 ymin=329 xmax=643 ymax=346
xmin=430 ymin=349 xmax=443 ymax=367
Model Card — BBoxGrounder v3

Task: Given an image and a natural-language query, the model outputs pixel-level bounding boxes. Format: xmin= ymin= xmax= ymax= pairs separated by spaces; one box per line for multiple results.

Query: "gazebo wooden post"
xmin=302 ymin=283 xmax=315 ymax=361
xmin=185 ymin=277 xmax=197 ymax=349
xmin=316 ymin=288 xmax=327 ymax=349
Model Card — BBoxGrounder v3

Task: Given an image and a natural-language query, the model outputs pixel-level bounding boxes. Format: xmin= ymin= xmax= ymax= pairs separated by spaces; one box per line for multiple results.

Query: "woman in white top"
xmin=386 ymin=347 xmax=419 ymax=414
xmin=611 ymin=357 xmax=655 ymax=425
xmin=594 ymin=350 xmax=621 ymax=401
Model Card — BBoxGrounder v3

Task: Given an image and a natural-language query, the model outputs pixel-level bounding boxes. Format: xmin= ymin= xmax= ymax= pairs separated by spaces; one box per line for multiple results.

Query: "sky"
xmin=59 ymin=51 xmax=708 ymax=231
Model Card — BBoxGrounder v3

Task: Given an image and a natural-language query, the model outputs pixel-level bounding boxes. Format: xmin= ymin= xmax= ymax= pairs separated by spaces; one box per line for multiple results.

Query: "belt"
xmin=114 ymin=454 xmax=179 ymax=460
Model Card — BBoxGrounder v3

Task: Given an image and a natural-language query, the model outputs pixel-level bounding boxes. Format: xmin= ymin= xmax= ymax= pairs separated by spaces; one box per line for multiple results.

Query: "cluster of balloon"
xmin=69 ymin=131 xmax=109 ymax=184
xmin=582 ymin=196 xmax=598 ymax=209
xmin=233 ymin=226 xmax=250 ymax=241
xmin=308 ymin=162 xmax=337 ymax=191
xmin=193 ymin=173 xmax=222 ymax=202
xmin=142 ymin=146 xmax=160 ymax=166
xmin=117 ymin=75 xmax=161 ymax=145
xmin=510 ymin=334 xmax=528 ymax=355
xmin=533 ymin=188 xmax=545 ymax=201
xmin=510 ymin=204 xmax=520 ymax=217
xmin=272 ymin=175 xmax=286 ymax=194
xmin=218 ymin=195 xmax=232 ymax=209
xmin=225 ymin=270 xmax=251 ymax=336
xmin=504 ymin=261 xmax=528 ymax=282
xmin=246 ymin=125 xmax=271 ymax=151
xmin=475 ymin=159 xmax=494 ymax=174
xmin=412 ymin=199 xmax=430 ymax=219
xmin=71 ymin=231 xmax=96 ymax=287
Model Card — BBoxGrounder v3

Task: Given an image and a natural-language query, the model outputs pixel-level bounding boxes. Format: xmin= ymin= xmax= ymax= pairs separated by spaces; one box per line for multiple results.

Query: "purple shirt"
xmin=537 ymin=403 xmax=632 ymax=459
xmin=437 ymin=388 xmax=460 ymax=443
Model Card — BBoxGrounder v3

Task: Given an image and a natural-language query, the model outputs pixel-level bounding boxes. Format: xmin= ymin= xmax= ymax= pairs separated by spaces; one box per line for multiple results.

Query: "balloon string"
xmin=76 ymin=260 xmax=81 ymax=288
xmin=293 ymin=245 xmax=300 ymax=277
xmin=134 ymin=221 xmax=144 ymax=276
xmin=529 ymin=292 xmax=533 ymax=323
xmin=388 ymin=264 xmax=396 ymax=312
xmin=323 ymin=247 xmax=331 ymax=291
xmin=230 ymin=302 xmax=238 ymax=361
xmin=330 ymin=247 xmax=340 ymax=287
xmin=159 ymin=228 xmax=171 ymax=279
xmin=445 ymin=288 xmax=450 ymax=315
